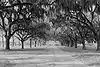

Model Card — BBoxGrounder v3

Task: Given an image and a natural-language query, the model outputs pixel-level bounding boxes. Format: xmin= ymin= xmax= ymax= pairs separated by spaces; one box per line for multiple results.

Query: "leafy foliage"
xmin=0 ymin=0 xmax=49 ymax=50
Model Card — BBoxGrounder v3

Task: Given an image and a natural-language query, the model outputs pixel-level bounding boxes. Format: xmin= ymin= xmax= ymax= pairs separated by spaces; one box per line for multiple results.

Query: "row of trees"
xmin=0 ymin=0 xmax=51 ymax=50
xmin=41 ymin=0 xmax=100 ymax=50
xmin=1 ymin=0 xmax=100 ymax=51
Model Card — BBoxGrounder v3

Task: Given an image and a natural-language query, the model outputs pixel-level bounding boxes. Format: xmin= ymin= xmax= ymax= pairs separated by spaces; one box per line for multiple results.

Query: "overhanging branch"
xmin=11 ymin=28 xmax=26 ymax=37
xmin=0 ymin=3 xmax=33 ymax=10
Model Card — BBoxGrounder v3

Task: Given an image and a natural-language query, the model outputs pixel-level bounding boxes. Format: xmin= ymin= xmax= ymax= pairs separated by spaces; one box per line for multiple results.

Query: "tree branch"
xmin=0 ymin=15 xmax=7 ymax=33
xmin=11 ymin=28 xmax=26 ymax=37
xmin=0 ymin=3 xmax=33 ymax=10
xmin=15 ymin=36 xmax=21 ymax=41
xmin=80 ymin=11 xmax=94 ymax=27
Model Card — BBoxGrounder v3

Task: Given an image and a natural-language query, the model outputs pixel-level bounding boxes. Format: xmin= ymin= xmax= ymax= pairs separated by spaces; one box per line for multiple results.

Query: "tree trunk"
xmin=70 ymin=40 xmax=74 ymax=47
xmin=82 ymin=39 xmax=86 ymax=50
xmin=21 ymin=40 xmax=24 ymax=49
xmin=2 ymin=35 xmax=4 ymax=47
xmin=75 ymin=41 xmax=77 ymax=48
xmin=1 ymin=30 xmax=4 ymax=47
xmin=35 ymin=40 xmax=36 ymax=47
xmin=30 ymin=39 xmax=32 ymax=48
xmin=12 ymin=36 xmax=14 ymax=46
xmin=67 ymin=41 xmax=70 ymax=47
xmin=5 ymin=37 xmax=10 ymax=50
xmin=96 ymin=39 xmax=100 ymax=51
xmin=61 ymin=42 xmax=64 ymax=46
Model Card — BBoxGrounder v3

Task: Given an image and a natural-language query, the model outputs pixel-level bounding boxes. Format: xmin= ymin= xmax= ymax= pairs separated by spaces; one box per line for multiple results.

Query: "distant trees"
xmin=29 ymin=22 xmax=50 ymax=43
xmin=15 ymin=30 xmax=31 ymax=49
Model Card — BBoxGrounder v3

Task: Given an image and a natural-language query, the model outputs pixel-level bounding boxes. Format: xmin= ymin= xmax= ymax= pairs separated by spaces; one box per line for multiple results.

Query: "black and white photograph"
xmin=0 ymin=0 xmax=100 ymax=67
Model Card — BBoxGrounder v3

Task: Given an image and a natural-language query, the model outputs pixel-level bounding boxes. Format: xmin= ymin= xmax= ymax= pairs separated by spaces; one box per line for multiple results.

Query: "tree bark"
xmin=21 ymin=40 xmax=24 ymax=49
xmin=61 ymin=42 xmax=64 ymax=46
xmin=30 ymin=39 xmax=32 ymax=48
xmin=67 ymin=41 xmax=70 ymax=47
xmin=75 ymin=41 xmax=77 ymax=48
xmin=2 ymin=35 xmax=4 ymax=47
xmin=82 ymin=39 xmax=86 ymax=50
xmin=96 ymin=39 xmax=100 ymax=51
xmin=12 ymin=36 xmax=15 ymax=46
xmin=35 ymin=40 xmax=37 ymax=47
xmin=70 ymin=40 xmax=74 ymax=47
xmin=5 ymin=36 xmax=10 ymax=50
xmin=2 ymin=31 xmax=4 ymax=47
